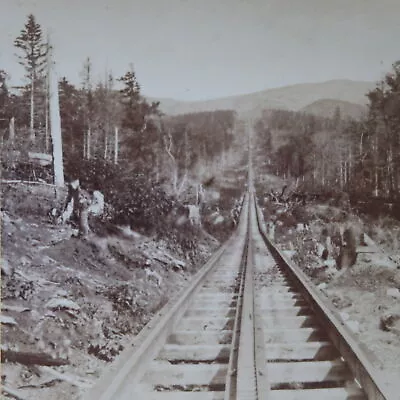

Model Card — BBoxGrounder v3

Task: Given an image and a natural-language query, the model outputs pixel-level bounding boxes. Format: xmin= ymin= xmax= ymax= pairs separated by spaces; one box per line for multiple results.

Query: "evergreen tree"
xmin=14 ymin=14 xmax=48 ymax=141
xmin=118 ymin=65 xmax=161 ymax=167
xmin=118 ymin=66 xmax=142 ymax=131
xmin=59 ymin=77 xmax=83 ymax=158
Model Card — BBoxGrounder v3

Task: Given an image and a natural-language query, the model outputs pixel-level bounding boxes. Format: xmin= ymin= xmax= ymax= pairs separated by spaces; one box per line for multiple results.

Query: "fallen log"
xmin=39 ymin=366 xmax=93 ymax=388
xmin=1 ymin=179 xmax=56 ymax=187
xmin=2 ymin=385 xmax=29 ymax=400
xmin=18 ymin=379 xmax=61 ymax=389
xmin=1 ymin=349 xmax=70 ymax=366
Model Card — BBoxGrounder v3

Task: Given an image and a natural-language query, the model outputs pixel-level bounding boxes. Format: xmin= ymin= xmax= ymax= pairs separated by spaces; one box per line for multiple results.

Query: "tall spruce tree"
xmin=14 ymin=14 xmax=48 ymax=142
xmin=118 ymin=66 xmax=142 ymax=131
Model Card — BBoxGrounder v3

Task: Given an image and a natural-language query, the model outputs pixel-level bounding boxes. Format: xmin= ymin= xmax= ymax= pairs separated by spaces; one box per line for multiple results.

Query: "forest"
xmin=254 ymin=61 xmax=400 ymax=203
xmin=0 ymin=14 xmax=241 ymax=247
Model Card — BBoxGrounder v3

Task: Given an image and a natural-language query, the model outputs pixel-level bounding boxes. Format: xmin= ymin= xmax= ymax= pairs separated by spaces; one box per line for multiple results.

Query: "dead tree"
xmin=163 ymin=129 xmax=187 ymax=197
xmin=48 ymin=47 xmax=64 ymax=186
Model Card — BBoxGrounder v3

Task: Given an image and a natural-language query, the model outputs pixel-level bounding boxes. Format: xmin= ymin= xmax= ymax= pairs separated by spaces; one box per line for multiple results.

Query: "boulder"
xmin=1 ymin=259 xmax=14 ymax=276
xmin=339 ymin=312 xmax=350 ymax=321
xmin=345 ymin=320 xmax=360 ymax=334
xmin=45 ymin=298 xmax=80 ymax=311
xmin=213 ymin=215 xmax=224 ymax=225
xmin=323 ymin=259 xmax=337 ymax=269
xmin=380 ymin=312 xmax=400 ymax=333
xmin=296 ymin=223 xmax=304 ymax=232
xmin=0 ymin=315 xmax=17 ymax=326
xmin=386 ymin=288 xmax=400 ymax=299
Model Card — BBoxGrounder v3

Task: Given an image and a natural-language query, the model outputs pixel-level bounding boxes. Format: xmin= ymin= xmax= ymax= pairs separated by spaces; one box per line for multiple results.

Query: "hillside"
xmin=301 ymin=98 xmax=368 ymax=120
xmin=149 ymin=79 xmax=375 ymax=117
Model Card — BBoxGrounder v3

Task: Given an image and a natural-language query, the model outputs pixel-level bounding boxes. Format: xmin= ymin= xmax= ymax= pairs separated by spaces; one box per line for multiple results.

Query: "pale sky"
xmin=1 ymin=0 xmax=400 ymax=100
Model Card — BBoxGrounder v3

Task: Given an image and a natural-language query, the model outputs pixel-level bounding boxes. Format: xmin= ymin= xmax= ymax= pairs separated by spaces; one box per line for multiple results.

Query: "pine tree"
xmin=118 ymin=66 xmax=142 ymax=131
xmin=59 ymin=77 xmax=83 ymax=158
xmin=14 ymin=14 xmax=48 ymax=142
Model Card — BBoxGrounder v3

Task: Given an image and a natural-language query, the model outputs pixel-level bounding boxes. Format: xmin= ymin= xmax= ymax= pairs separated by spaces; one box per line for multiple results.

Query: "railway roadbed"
xmin=81 ymin=192 xmax=396 ymax=400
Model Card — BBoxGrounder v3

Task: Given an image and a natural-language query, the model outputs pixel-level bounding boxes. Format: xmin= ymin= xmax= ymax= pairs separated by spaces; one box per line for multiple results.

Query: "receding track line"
xmin=84 ymin=194 xmax=251 ymax=400
xmin=83 ymin=189 xmax=394 ymax=400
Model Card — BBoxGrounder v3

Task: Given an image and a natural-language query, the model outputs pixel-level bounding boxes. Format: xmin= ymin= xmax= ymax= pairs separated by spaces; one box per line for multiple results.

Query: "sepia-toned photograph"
xmin=1 ymin=1 xmax=399 ymax=399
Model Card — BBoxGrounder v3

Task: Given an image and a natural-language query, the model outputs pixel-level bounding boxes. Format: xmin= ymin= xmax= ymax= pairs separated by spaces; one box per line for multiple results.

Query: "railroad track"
xmin=83 ymin=189 xmax=394 ymax=400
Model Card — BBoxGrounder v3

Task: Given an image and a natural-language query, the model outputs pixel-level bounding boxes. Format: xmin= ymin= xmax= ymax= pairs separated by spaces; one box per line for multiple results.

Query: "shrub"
xmin=64 ymin=158 xmax=200 ymax=253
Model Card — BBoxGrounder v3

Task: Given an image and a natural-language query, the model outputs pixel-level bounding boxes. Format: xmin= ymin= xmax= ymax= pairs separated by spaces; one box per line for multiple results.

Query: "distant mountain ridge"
xmin=301 ymin=98 xmax=368 ymax=120
xmin=148 ymin=79 xmax=375 ymax=117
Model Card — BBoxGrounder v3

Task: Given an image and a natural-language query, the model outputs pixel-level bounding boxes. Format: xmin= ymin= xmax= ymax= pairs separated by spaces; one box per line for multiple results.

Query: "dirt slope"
xmin=258 ymin=193 xmax=400 ymax=395
xmin=1 ymin=183 xmax=218 ymax=399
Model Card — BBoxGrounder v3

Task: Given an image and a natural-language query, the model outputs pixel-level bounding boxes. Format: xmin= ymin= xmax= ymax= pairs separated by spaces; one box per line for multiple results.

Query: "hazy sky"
xmin=1 ymin=0 xmax=400 ymax=100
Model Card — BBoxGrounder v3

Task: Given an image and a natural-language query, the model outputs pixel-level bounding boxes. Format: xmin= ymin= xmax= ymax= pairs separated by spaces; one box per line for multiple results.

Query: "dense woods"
xmin=255 ymin=61 xmax=400 ymax=202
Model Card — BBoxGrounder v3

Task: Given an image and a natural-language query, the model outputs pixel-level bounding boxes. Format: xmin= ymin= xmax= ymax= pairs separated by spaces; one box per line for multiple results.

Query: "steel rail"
xmin=224 ymin=196 xmax=250 ymax=400
xmin=83 ymin=194 xmax=251 ymax=400
xmin=252 ymin=193 xmax=395 ymax=400
xmin=235 ymin=191 xmax=258 ymax=400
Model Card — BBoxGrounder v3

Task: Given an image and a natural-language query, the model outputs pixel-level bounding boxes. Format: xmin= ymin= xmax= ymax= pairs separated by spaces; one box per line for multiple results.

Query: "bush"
xmin=64 ymin=158 xmax=200 ymax=254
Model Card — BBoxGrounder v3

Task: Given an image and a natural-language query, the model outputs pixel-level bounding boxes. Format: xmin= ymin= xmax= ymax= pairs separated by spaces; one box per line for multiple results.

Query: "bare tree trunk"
xmin=164 ymin=130 xmax=179 ymax=194
xmin=155 ymin=146 xmax=160 ymax=182
xmin=388 ymin=145 xmax=394 ymax=197
xmin=114 ymin=126 xmax=119 ymax=165
xmin=359 ymin=130 xmax=364 ymax=157
xmin=339 ymin=155 xmax=344 ymax=190
xmin=9 ymin=117 xmax=15 ymax=144
xmin=45 ymin=97 xmax=49 ymax=151
xmin=348 ymin=149 xmax=352 ymax=186
xmin=30 ymin=78 xmax=35 ymax=142
xmin=86 ymin=127 xmax=91 ymax=160
xmin=374 ymin=168 xmax=379 ymax=197
xmin=374 ymin=135 xmax=379 ymax=197
xmin=45 ymin=66 xmax=50 ymax=152
xmin=45 ymin=33 xmax=51 ymax=152
xmin=312 ymin=154 xmax=316 ymax=184
xmin=104 ymin=130 xmax=108 ymax=160
xmin=83 ymin=130 xmax=86 ymax=159
xmin=48 ymin=51 xmax=64 ymax=187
